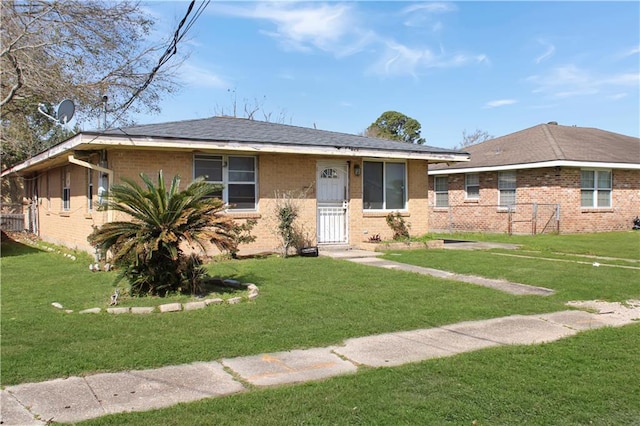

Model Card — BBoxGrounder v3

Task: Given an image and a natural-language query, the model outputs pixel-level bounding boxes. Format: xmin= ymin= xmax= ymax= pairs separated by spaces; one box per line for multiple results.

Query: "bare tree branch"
xmin=1 ymin=0 xmax=197 ymax=168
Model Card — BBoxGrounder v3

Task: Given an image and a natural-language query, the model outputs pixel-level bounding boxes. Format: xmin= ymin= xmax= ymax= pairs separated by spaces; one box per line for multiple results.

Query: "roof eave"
xmin=1 ymin=134 xmax=469 ymax=177
xmin=428 ymin=160 xmax=640 ymax=175
xmin=87 ymin=134 xmax=468 ymax=161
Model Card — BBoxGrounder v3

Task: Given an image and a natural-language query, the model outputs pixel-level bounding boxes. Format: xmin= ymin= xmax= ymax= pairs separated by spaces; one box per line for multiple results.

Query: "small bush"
xmin=368 ymin=234 xmax=381 ymax=243
xmin=272 ymin=187 xmax=312 ymax=257
xmin=229 ymin=219 xmax=257 ymax=259
xmin=386 ymin=212 xmax=410 ymax=240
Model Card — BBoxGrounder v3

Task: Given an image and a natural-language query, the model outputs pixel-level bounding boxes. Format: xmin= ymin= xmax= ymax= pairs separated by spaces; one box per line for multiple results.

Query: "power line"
xmin=118 ymin=0 xmax=210 ymax=115
xmin=79 ymin=0 xmax=211 ymax=147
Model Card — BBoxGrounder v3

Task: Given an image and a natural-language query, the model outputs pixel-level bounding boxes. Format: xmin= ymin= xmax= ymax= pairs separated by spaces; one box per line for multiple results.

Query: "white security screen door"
xmin=317 ymin=161 xmax=348 ymax=244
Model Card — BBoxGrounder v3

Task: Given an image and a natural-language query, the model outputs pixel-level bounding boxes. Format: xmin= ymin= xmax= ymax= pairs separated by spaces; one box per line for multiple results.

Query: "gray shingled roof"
xmin=430 ymin=123 xmax=640 ymax=171
xmin=95 ymin=116 xmax=462 ymax=155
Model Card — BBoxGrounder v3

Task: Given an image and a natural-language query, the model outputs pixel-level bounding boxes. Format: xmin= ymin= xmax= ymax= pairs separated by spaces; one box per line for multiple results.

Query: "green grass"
xmin=422 ymin=230 xmax=640 ymax=260
xmin=382 ymin=231 xmax=640 ymax=302
xmin=381 ymin=250 xmax=639 ymax=301
xmin=1 ymin=238 xmax=564 ymax=386
xmin=2 ymin=232 xmax=639 ymax=424
xmin=81 ymin=324 xmax=640 ymax=425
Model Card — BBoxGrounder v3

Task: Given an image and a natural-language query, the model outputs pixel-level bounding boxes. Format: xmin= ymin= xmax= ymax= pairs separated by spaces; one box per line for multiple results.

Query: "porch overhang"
xmin=428 ymin=159 xmax=640 ymax=175
xmin=2 ymin=133 xmax=469 ymax=178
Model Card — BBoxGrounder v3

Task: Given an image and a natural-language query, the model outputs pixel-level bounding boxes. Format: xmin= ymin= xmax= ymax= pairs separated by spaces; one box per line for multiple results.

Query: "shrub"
xmin=88 ymin=171 xmax=235 ymax=296
xmin=272 ymin=187 xmax=312 ymax=257
xmin=386 ymin=212 xmax=410 ymax=240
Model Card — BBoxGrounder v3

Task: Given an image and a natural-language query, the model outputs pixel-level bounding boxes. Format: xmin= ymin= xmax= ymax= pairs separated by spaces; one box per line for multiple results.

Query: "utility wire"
xmin=20 ymin=0 xmax=211 ymax=160
xmin=118 ymin=0 xmax=209 ymax=114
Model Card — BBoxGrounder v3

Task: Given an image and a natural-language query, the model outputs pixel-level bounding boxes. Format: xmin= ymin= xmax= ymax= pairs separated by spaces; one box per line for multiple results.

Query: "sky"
xmin=132 ymin=1 xmax=640 ymax=149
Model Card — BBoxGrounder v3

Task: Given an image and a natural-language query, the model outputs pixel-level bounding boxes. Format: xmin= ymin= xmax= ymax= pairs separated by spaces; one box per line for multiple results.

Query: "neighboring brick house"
xmin=428 ymin=122 xmax=640 ymax=234
xmin=1 ymin=116 xmax=468 ymax=253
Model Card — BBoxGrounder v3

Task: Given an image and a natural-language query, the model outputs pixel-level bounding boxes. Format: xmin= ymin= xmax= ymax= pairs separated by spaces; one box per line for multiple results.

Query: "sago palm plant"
xmin=88 ymin=171 xmax=235 ymax=296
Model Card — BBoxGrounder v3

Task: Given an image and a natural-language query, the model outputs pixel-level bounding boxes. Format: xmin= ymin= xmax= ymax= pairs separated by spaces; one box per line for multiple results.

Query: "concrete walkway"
xmin=2 ymin=308 xmax=637 ymax=425
xmin=1 ymin=248 xmax=634 ymax=424
xmin=320 ymin=248 xmax=555 ymax=296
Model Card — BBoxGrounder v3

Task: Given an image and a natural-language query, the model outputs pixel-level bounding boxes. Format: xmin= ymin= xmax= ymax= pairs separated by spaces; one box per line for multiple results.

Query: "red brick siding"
xmin=31 ymin=151 xmax=430 ymax=253
xmin=428 ymin=167 xmax=640 ymax=234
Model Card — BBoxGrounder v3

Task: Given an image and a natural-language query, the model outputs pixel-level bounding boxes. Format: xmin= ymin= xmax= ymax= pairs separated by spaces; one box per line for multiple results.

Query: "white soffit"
xmin=428 ymin=160 xmax=640 ymax=175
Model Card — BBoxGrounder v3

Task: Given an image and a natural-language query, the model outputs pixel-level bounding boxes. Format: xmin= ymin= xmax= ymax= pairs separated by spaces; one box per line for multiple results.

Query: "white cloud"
xmin=527 ymin=65 xmax=639 ymax=98
xmin=402 ymin=3 xmax=457 ymax=14
xmin=401 ymin=2 xmax=457 ymax=30
xmin=371 ymin=41 xmax=488 ymax=76
xmin=608 ymin=93 xmax=628 ymax=100
xmin=535 ymin=39 xmax=556 ymax=64
xmin=215 ymin=2 xmax=486 ymax=77
xmin=603 ymin=73 xmax=640 ymax=85
xmin=623 ymin=46 xmax=640 ymax=57
xmin=554 ymin=88 xmax=599 ymax=98
xmin=179 ymin=63 xmax=229 ymax=89
xmin=483 ymin=99 xmax=517 ymax=109
xmin=214 ymin=2 xmax=370 ymax=57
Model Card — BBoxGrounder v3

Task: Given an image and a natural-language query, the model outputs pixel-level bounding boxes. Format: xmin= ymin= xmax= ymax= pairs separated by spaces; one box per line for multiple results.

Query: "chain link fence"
xmin=429 ymin=203 xmax=560 ymax=235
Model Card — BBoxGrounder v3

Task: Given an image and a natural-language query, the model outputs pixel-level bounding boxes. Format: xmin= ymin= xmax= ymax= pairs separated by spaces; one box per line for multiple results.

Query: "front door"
xmin=317 ymin=161 xmax=348 ymax=244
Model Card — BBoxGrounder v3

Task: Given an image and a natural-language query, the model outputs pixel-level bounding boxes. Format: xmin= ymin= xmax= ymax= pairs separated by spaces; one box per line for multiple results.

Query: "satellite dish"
xmin=56 ymin=99 xmax=75 ymax=124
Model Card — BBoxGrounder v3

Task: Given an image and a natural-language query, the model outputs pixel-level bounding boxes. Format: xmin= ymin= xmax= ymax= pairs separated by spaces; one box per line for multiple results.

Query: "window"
xmin=363 ymin=161 xmax=406 ymax=210
xmin=87 ymin=169 xmax=94 ymax=212
xmin=465 ymin=173 xmax=479 ymax=200
xmin=321 ymin=168 xmax=338 ymax=179
xmin=434 ymin=176 xmax=449 ymax=207
xmin=227 ymin=156 xmax=256 ymax=209
xmin=62 ymin=168 xmax=71 ymax=211
xmin=498 ymin=171 xmax=516 ymax=208
xmin=581 ymin=169 xmax=611 ymax=208
xmin=194 ymin=154 xmax=257 ymax=210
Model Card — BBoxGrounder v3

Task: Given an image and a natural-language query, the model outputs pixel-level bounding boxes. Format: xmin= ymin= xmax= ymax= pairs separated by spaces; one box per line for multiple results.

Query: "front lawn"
xmin=81 ymin=324 xmax=640 ymax=426
xmin=384 ymin=231 xmax=640 ymax=302
xmin=2 ymin=231 xmax=639 ymax=424
xmin=1 ymin=236 xmax=564 ymax=386
xmin=423 ymin=230 xmax=640 ymax=260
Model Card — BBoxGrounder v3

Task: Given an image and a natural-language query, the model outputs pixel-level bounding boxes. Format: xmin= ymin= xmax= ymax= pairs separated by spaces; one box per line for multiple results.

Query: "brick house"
xmin=428 ymin=122 xmax=640 ymax=234
xmin=1 ymin=116 xmax=468 ymax=253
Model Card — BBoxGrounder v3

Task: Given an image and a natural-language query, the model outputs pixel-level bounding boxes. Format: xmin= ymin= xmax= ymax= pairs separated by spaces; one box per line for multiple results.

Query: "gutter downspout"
xmin=68 ymin=155 xmax=114 ymax=223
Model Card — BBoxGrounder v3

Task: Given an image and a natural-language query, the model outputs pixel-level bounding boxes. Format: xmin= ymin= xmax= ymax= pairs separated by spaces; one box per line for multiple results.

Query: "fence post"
xmin=532 ymin=203 xmax=538 ymax=235
xmin=507 ymin=205 xmax=512 ymax=235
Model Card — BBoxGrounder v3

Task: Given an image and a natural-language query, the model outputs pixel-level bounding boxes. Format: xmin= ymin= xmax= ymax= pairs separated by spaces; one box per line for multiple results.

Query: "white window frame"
xmin=465 ymin=173 xmax=480 ymax=200
xmin=193 ymin=154 xmax=258 ymax=211
xmin=62 ymin=168 xmax=71 ymax=211
xmin=581 ymin=169 xmax=612 ymax=208
xmin=87 ymin=169 xmax=94 ymax=212
xmin=362 ymin=160 xmax=407 ymax=211
xmin=498 ymin=171 xmax=516 ymax=209
xmin=434 ymin=176 xmax=449 ymax=208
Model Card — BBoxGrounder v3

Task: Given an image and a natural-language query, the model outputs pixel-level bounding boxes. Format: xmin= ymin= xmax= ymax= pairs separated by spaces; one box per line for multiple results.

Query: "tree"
xmin=456 ymin=128 xmax=494 ymax=149
xmin=1 ymin=0 xmax=189 ymax=168
xmin=214 ymin=93 xmax=290 ymax=124
xmin=364 ymin=111 xmax=426 ymax=144
xmin=271 ymin=188 xmax=313 ymax=258
xmin=1 ymin=102 xmax=77 ymax=167
xmin=88 ymin=171 xmax=236 ymax=296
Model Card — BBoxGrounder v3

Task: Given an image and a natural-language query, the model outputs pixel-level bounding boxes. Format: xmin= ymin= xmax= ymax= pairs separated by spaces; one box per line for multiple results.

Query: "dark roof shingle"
xmin=98 ymin=116 xmax=463 ymax=156
xmin=430 ymin=123 xmax=639 ymax=171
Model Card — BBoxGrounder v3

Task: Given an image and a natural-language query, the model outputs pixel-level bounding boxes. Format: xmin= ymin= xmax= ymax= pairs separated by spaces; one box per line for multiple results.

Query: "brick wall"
xmin=349 ymin=159 xmax=429 ymax=243
xmin=428 ymin=167 xmax=640 ymax=234
xmin=35 ymin=165 xmax=107 ymax=252
xmin=30 ymin=150 xmax=431 ymax=254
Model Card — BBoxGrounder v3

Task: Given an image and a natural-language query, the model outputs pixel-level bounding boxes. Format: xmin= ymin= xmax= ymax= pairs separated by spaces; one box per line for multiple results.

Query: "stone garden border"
xmin=2 ymin=234 xmax=261 ymax=316
xmin=355 ymin=239 xmax=445 ymax=252
xmin=51 ymin=280 xmax=260 ymax=315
